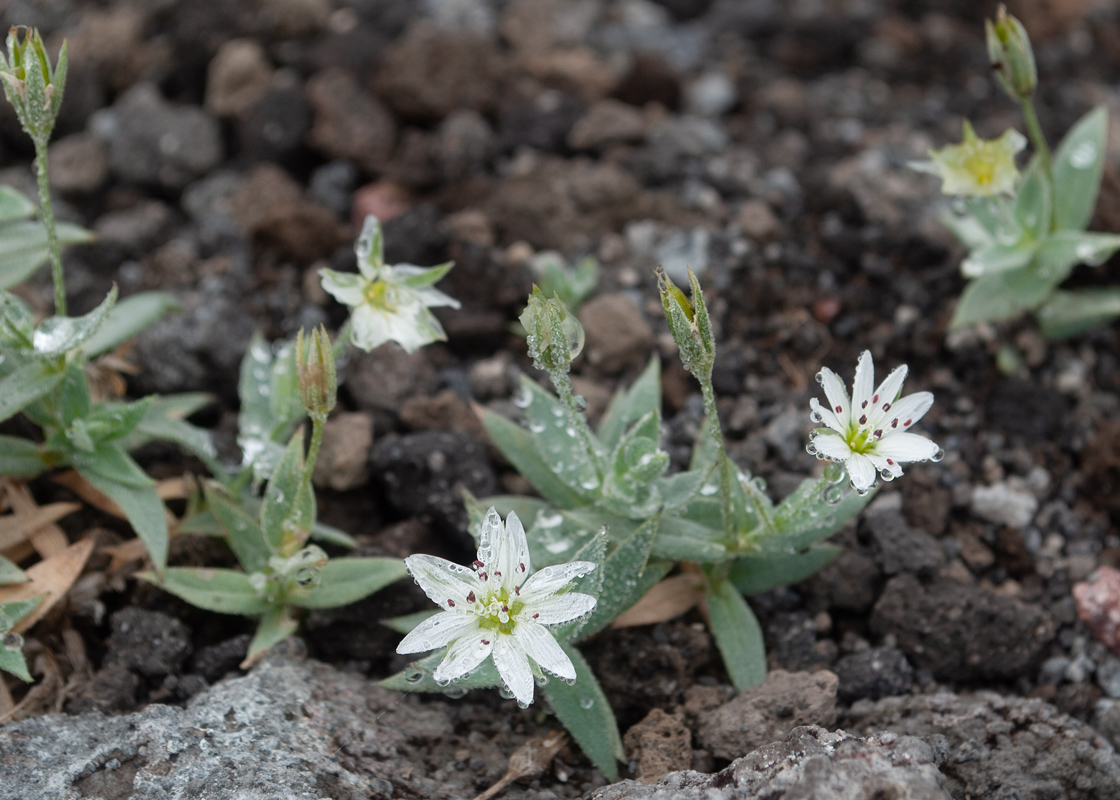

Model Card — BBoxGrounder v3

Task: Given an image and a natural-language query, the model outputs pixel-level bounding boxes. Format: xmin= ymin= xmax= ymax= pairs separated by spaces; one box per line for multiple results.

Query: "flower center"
xmin=476 ymin=586 xmax=523 ymax=635
xmin=363 ymin=280 xmax=393 ymax=310
xmin=964 ymin=151 xmax=996 ymax=187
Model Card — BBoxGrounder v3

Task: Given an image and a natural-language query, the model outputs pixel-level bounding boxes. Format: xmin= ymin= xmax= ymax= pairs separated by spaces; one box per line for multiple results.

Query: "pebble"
xmin=311 ymin=412 xmax=374 ymax=491
xmin=48 ymin=134 xmax=109 ymax=195
xmin=578 ymin=292 xmax=655 ymax=374
xmin=205 ymin=39 xmax=274 ymax=117
xmin=306 ymin=68 xmax=397 ymax=173
xmin=567 ymin=99 xmax=647 ymax=151
xmin=971 ymin=481 xmax=1039 ymax=529
xmin=655 ymin=228 xmax=710 ymax=282
xmin=684 ymin=71 xmax=737 ymax=118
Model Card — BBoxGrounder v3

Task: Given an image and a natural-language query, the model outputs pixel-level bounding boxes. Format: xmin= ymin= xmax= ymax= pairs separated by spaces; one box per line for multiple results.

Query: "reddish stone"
xmin=1074 ymin=566 xmax=1120 ymax=657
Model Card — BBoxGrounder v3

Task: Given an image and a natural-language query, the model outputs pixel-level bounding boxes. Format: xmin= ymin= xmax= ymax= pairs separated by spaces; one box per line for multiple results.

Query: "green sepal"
xmin=0 ymin=642 xmax=33 ymax=682
xmin=541 ymin=643 xmax=623 ymax=780
xmin=288 ymin=557 xmax=407 ymax=609
xmin=79 ymin=467 xmax=168 ymax=571
xmin=705 ymin=578 xmax=766 ymax=691
xmin=83 ymin=291 xmax=181 ymax=357
xmin=729 ymin=545 xmax=842 ymax=595
xmin=1052 ymin=105 xmax=1107 ymax=232
xmin=399 ymin=261 xmax=455 ymax=289
xmin=0 ymin=555 xmax=28 ymax=585
xmin=140 ymin=567 xmax=271 ymax=615
xmin=0 ymin=596 xmax=41 ymax=629
xmin=245 ymin=606 xmax=299 ymax=665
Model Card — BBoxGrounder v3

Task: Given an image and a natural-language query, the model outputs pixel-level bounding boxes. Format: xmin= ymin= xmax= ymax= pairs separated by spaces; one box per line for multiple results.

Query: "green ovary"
xmin=476 ymin=586 xmax=524 ymax=635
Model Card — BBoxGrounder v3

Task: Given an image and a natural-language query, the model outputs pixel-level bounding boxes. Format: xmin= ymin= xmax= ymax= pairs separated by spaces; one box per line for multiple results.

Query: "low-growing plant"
xmin=383 ymin=276 xmax=942 ymax=778
xmin=0 ymin=557 xmax=40 ymax=680
xmin=912 ymin=5 xmax=1120 ymax=338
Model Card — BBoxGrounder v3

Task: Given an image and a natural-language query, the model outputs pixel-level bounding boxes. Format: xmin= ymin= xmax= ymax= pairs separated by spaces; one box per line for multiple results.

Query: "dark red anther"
xmin=835 ymin=405 xmax=842 ymax=413
xmin=874 ymin=430 xmax=882 ymax=438
xmin=519 ymin=562 xmax=526 ymax=572
xmin=533 ymin=613 xmax=539 ymax=619
xmin=873 ymin=394 xmax=879 ymax=403
xmin=448 ymin=599 xmax=455 ymax=607
xmin=887 ymin=459 xmax=894 ymax=465
xmin=891 ymin=419 xmax=899 ymax=428
xmin=473 ymin=560 xmax=485 ymax=570
xmin=904 ymin=419 xmax=912 ymax=426
xmin=482 ymin=639 xmax=490 ymax=645
xmin=859 ymin=415 xmax=867 ymax=425
xmin=467 ymin=591 xmax=476 ymax=603
xmin=861 ymin=400 xmax=868 ymax=408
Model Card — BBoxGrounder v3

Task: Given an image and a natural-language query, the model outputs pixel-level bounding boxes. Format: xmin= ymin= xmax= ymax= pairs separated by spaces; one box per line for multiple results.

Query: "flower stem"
xmin=1020 ymin=98 xmax=1052 ymax=186
xmin=551 ymin=367 xmax=603 ymax=477
xmin=33 ymin=139 xmax=66 ymax=316
xmin=700 ymin=377 xmax=735 ymax=544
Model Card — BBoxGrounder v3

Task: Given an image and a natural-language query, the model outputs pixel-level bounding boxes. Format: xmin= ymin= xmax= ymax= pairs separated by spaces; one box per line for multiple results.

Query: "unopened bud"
xmin=296 ymin=325 xmax=337 ymax=419
xmin=657 ymin=268 xmax=715 ymax=380
xmin=986 ymin=5 xmax=1036 ymax=102
xmin=0 ymin=27 xmax=67 ymax=144
xmin=520 ymin=286 xmax=585 ymax=376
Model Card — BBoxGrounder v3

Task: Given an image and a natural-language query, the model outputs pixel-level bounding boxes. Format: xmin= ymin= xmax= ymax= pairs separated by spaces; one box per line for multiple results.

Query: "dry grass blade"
xmin=5 ymin=481 xmax=70 ymax=558
xmin=611 ymin=573 xmax=705 ymax=628
xmin=0 ymin=646 xmax=63 ymax=724
xmin=0 ymin=500 xmax=81 ymax=554
xmin=470 ymin=731 xmax=568 ymax=800
xmin=0 ymin=538 xmax=95 ymax=633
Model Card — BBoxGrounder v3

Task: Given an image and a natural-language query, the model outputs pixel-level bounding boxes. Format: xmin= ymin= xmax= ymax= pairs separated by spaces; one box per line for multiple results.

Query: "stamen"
xmin=472 ymin=560 xmax=484 ymax=570
xmin=859 ymin=414 xmax=867 ymax=425
xmin=874 ymin=430 xmax=882 ymax=438
xmin=514 ymin=586 xmax=520 ymax=595
xmin=481 ymin=639 xmax=490 ymax=645
xmin=883 ymin=403 xmax=891 ymax=411
xmin=494 ymin=571 xmax=502 ymax=578
xmin=466 ymin=591 xmax=475 ymax=603
xmin=873 ymin=394 xmax=879 ymax=403
xmin=887 ymin=458 xmax=894 ymax=465
xmin=480 ymin=572 xmax=488 ymax=581
xmin=891 ymin=419 xmax=898 ymax=428
xmin=861 ymin=400 xmax=868 ymax=409
xmin=533 ymin=613 xmax=539 ymax=619
xmin=835 ymin=405 xmax=842 ymax=413
xmin=904 ymin=419 xmax=912 ymax=426
xmin=518 ymin=562 xmax=526 ymax=572
xmin=447 ymin=600 xmax=455 ymax=607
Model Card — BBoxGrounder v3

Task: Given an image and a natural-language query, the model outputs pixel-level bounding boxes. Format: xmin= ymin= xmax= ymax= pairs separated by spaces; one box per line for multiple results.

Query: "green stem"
xmin=700 ymin=377 xmax=734 ymax=544
xmin=551 ymin=368 xmax=604 ymax=478
xmin=1020 ymin=98 xmax=1053 ymax=187
xmin=33 ymin=139 xmax=65 ymax=316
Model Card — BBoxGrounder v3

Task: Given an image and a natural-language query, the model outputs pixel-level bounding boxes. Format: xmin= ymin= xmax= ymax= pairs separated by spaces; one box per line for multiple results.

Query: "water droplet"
xmin=535 ymin=674 xmax=549 ymax=687
xmin=805 ymin=442 xmax=818 ymax=456
xmin=499 ymin=686 xmax=515 ymax=700
xmin=563 ymin=677 xmax=576 ymax=686
xmin=815 ymin=371 xmax=825 ymax=386
xmin=3 ymin=632 xmax=23 ymax=652
xmin=528 ymin=420 xmax=546 ymax=434
xmin=580 ymin=697 xmax=594 ymax=709
xmin=930 ymin=447 xmax=945 ymax=463
xmin=551 ymin=405 xmax=565 ymax=418
xmin=1069 ymin=140 xmax=1097 ymax=169
xmin=809 ymin=410 xmax=823 ymax=424
xmin=821 ymin=484 xmax=844 ymax=505
xmin=580 ymin=477 xmax=600 ymax=491
xmin=405 ymin=668 xmax=425 ymax=684
xmin=514 ymin=387 xmax=532 ymax=408
xmin=573 ymin=395 xmax=588 ymax=411
xmin=823 ymin=462 xmax=845 ymax=483
xmin=878 ymin=468 xmax=896 ymax=482
xmin=517 ymin=699 xmax=530 ymax=709
xmin=752 ymin=477 xmax=767 ymax=492
xmin=444 ymin=686 xmax=468 ymax=699
xmin=855 ymin=486 xmax=871 ymax=497
xmin=700 ymin=482 xmax=718 ymax=496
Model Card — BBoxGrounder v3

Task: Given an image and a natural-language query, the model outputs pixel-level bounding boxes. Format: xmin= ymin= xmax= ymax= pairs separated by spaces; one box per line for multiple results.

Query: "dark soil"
xmin=5 ymin=0 xmax=1120 ymax=796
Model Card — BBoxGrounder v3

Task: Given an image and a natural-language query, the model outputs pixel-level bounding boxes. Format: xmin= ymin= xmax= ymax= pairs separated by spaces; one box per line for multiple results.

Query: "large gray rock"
xmin=592 ymin=725 xmax=950 ymax=800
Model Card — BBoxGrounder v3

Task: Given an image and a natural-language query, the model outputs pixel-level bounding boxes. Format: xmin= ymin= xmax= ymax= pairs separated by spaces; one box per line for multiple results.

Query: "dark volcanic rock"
xmin=834 ymin=646 xmax=915 ymax=702
xmin=871 ymin=573 xmax=1055 ymax=682
xmin=863 ymin=508 xmax=943 ymax=576
xmin=105 ymin=607 xmax=192 ymax=678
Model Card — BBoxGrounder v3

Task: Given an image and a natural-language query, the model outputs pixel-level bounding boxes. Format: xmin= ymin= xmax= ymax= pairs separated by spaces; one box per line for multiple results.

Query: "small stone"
xmin=834 ymin=646 xmax=915 ymax=702
xmin=1098 ymin=655 xmax=1120 ymax=698
xmin=437 ymin=109 xmax=496 ymax=181
xmin=230 ymin=164 xmax=347 ymax=262
xmin=568 ymin=99 xmax=647 ymax=151
xmin=971 ymin=481 xmax=1039 ymax=528
xmin=312 ymin=412 xmax=374 ymax=492
xmin=623 ymin=709 xmax=692 ymax=784
xmin=399 ymin=389 xmax=485 ymax=437
xmin=862 ymin=509 xmax=943 ymax=576
xmin=346 ymin=346 xmax=435 ymax=417
xmin=684 ymin=71 xmax=737 ymax=118
xmin=578 ymin=292 xmax=655 ymax=374
xmin=236 ymin=78 xmax=312 ymax=162
xmin=256 ymin=0 xmax=330 ymax=38
xmin=467 ymin=352 xmax=512 ymax=400
xmin=696 ymin=670 xmax=838 ymax=761
xmin=106 ymin=608 xmax=192 ymax=678
xmin=655 ymin=228 xmax=710 ymax=283
xmin=48 ymin=134 xmax=109 ymax=195
xmin=351 ymin=181 xmax=412 ymax=227
xmin=306 ymin=68 xmax=397 ymax=173
xmin=1075 ymin=567 xmax=1120 ymax=660
xmin=205 ymin=39 xmax=274 ymax=117
xmin=737 ymin=200 xmax=783 ymax=244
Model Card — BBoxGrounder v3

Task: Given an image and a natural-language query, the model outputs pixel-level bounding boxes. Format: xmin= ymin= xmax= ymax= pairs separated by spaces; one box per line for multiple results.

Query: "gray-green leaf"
xmin=82 ymin=291 xmax=181 ymax=357
xmin=142 ymin=568 xmax=271 ymax=615
xmin=705 ymin=579 xmax=766 ymax=691
xmin=1052 ymin=105 xmax=1107 ymax=232
xmin=289 ymin=557 xmax=407 ymax=609
xmin=541 ymin=643 xmax=623 ymax=781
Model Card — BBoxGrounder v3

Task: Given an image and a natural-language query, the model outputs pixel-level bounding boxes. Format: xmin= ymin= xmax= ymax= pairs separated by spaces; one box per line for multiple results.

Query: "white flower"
xmin=319 ymin=215 xmax=460 ymax=353
xmin=397 ymin=508 xmax=597 ymax=707
xmin=807 ymin=351 xmax=941 ymax=494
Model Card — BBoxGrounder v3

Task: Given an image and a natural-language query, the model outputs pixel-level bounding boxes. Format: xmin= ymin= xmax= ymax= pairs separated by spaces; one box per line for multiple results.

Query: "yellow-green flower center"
xmin=962 ymin=150 xmax=996 ymax=187
xmin=363 ymin=280 xmax=393 ymax=310
xmin=477 ymin=586 xmax=524 ymax=635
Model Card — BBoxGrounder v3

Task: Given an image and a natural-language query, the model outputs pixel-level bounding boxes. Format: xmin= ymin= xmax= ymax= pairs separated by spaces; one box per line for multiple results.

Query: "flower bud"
xmin=0 ymin=27 xmax=67 ymax=145
xmin=296 ymin=325 xmax=337 ymax=419
xmin=520 ymin=286 xmax=585 ymax=376
xmin=986 ymin=5 xmax=1036 ymax=102
xmin=657 ymin=268 xmax=715 ymax=380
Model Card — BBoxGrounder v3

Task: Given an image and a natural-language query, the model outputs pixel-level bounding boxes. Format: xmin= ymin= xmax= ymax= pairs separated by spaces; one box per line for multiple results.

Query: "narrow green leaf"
xmin=0 ymin=555 xmax=28 ymax=585
xmin=0 ymin=435 xmax=45 ymax=477
xmin=479 ymin=407 xmax=586 ymax=508
xmin=1052 ymin=105 xmax=1107 ymax=232
xmin=655 ymin=468 xmax=708 ymax=510
xmin=598 ymin=356 xmax=660 ymax=452
xmin=939 ymin=208 xmax=994 ymax=251
xmin=961 ymin=242 xmax=1035 ymax=277
xmin=72 ymin=444 xmax=154 ymax=488
xmin=260 ymin=430 xmax=308 ymax=550
xmin=0 ymin=186 xmax=36 ymax=223
xmin=0 ymin=597 xmax=41 ymax=628
xmin=141 ymin=567 xmax=271 ymax=615
xmin=85 ymin=397 xmax=153 ymax=444
xmin=80 ymin=468 xmax=168 ymax=571
xmin=705 ymin=579 xmax=766 ymax=691
xmin=308 ymin=520 xmax=356 ymax=548
xmin=577 ymin=515 xmax=660 ymax=640
xmin=290 ymin=557 xmax=407 ymax=609
xmin=1013 ymin=157 xmax=1051 ymax=241
xmin=765 ymin=476 xmax=873 ymax=553
xmin=541 ymin=643 xmax=623 ymax=780
xmin=203 ymin=484 xmax=271 ymax=573
xmin=520 ymin=377 xmax=602 ymax=497
xmin=382 ymin=609 xmax=437 ymax=634
xmin=0 ymin=645 xmax=32 ymax=681
xmin=729 ymin=545 xmax=842 ymax=595
xmin=553 ymin=531 xmax=608 ymax=642
xmin=1038 ymin=288 xmax=1120 ymax=339
xmin=245 ymin=606 xmax=299 ymax=665
xmin=651 ymin=513 xmax=727 ymax=563
xmin=83 ymin=291 xmax=181 ymax=357
xmin=32 ymin=285 xmax=118 ymax=357
xmin=0 ymin=220 xmax=92 ymax=291
xmin=0 ymin=360 xmax=63 ymax=424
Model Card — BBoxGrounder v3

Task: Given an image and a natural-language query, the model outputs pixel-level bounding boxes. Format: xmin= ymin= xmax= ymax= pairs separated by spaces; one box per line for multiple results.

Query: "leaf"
xmin=655 ymin=469 xmax=708 ymax=510
xmin=290 ymin=557 xmax=407 ymax=609
xmin=541 ymin=643 xmax=623 ymax=780
xmin=576 ymin=515 xmax=663 ymax=640
xmin=82 ymin=291 xmax=181 ymax=357
xmin=938 ymin=208 xmax=994 ymax=251
xmin=598 ymin=356 xmax=661 ymax=452
xmin=0 ymin=435 xmax=45 ymax=477
xmin=203 ymin=484 xmax=271 ymax=573
xmin=0 ymin=556 xmax=27 ymax=586
xmin=650 ymin=513 xmax=726 ymax=563
xmin=71 ymin=444 xmax=154 ymax=488
xmin=0 ymin=220 xmax=92 ymax=291
xmin=141 ymin=567 xmax=271 ymax=615
xmin=77 ymin=468 xmax=168 ymax=571
xmin=308 ymin=520 xmax=356 ymax=548
xmin=1038 ymin=288 xmax=1120 ymax=339
xmin=260 ymin=430 xmax=313 ymax=550
xmin=237 ymin=334 xmax=304 ymax=481
xmin=0 ymin=360 xmax=63 ymax=424
xmin=32 ymin=285 xmax=118 ymax=357
xmin=478 ymin=406 xmax=586 ymax=508
xmin=961 ymin=242 xmax=1035 ymax=277
xmin=0 ymin=642 xmax=32 ymax=682
xmin=611 ymin=572 xmax=704 ymax=628
xmin=765 ymin=476 xmax=873 ymax=553
xmin=0 ymin=597 xmax=42 ymax=630
xmin=381 ymin=609 xmax=438 ymax=634
xmin=241 ymin=606 xmax=299 ymax=669
xmin=552 ymin=531 xmax=608 ymax=642
xmin=519 ymin=377 xmax=602 ymax=498
xmin=728 ymin=545 xmax=842 ymax=595
xmin=124 ymin=409 xmax=220 ymax=474
xmin=704 ymin=579 xmax=766 ymax=691
xmin=1013 ymin=157 xmax=1051 ymax=241
xmin=0 ymin=538 xmax=94 ymax=633
xmin=0 ymin=186 xmax=36 ymax=223
xmin=380 ymin=649 xmax=502 ymax=693
xmin=1052 ymin=105 xmax=1107 ymax=232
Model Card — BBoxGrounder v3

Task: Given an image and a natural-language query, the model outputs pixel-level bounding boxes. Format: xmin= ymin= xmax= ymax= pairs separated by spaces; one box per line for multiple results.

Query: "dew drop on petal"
xmin=809 ymin=410 xmax=823 ymax=424
xmin=931 ymin=447 xmax=945 ymax=463
xmin=517 ymin=699 xmax=530 ymax=709
xmin=815 ymin=371 xmax=825 ymax=386
xmin=805 ymin=442 xmax=818 ymax=456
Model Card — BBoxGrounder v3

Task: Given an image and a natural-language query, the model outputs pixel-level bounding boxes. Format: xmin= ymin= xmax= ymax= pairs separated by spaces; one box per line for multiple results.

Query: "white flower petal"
xmin=383 ymin=308 xmax=435 ymax=353
xmin=809 ymin=397 xmax=844 ymax=433
xmin=865 ymin=364 xmax=909 ymax=429
xmin=433 ymin=627 xmax=494 ymax=684
xmin=493 ymin=635 xmax=535 ymax=706
xmin=851 ymin=351 xmax=875 ymax=420
xmin=818 ymin=367 xmax=851 ymax=429
xmin=519 ymin=561 xmax=597 ymax=604
xmin=404 ymin=554 xmax=482 ymax=610
xmin=846 ymin=453 xmax=876 ymax=492
xmin=415 ymin=287 xmax=462 ymax=309
xmin=318 ymin=269 xmax=367 ymax=307
xmin=881 ymin=391 xmax=934 ymax=433
xmin=397 ymin=611 xmax=478 ymax=654
xmin=513 ymin=622 xmax=575 ymax=681
xmin=520 ymin=591 xmax=596 ymax=626
xmin=866 ymin=453 xmax=904 ymax=480
xmin=350 ymin=304 xmax=393 ymax=352
xmin=812 ymin=433 xmax=852 ymax=461
xmin=476 ymin=508 xmax=530 ymax=591
xmin=871 ymin=432 xmax=940 ymax=464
